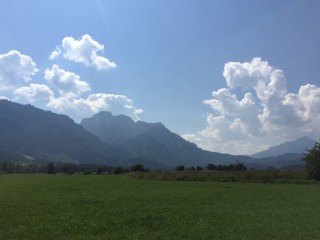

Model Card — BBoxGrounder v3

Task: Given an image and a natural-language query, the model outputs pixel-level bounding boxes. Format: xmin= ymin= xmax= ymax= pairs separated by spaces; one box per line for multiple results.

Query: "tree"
xmin=131 ymin=164 xmax=144 ymax=172
xmin=96 ymin=167 xmax=102 ymax=174
xmin=61 ymin=163 xmax=70 ymax=174
xmin=47 ymin=162 xmax=55 ymax=174
xmin=303 ymin=141 xmax=320 ymax=180
xmin=206 ymin=163 xmax=216 ymax=171
xmin=175 ymin=165 xmax=185 ymax=171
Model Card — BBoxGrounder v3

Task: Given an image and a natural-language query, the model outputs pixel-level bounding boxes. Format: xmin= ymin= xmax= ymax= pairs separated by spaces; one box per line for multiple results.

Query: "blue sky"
xmin=0 ymin=0 xmax=319 ymax=155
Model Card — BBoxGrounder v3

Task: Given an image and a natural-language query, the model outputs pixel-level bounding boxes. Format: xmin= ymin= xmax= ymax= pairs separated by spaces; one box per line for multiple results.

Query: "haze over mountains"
xmin=0 ymin=100 xmax=127 ymax=165
xmin=0 ymin=100 xmax=315 ymax=169
xmin=81 ymin=111 xmax=254 ymax=168
xmin=251 ymin=136 xmax=315 ymax=158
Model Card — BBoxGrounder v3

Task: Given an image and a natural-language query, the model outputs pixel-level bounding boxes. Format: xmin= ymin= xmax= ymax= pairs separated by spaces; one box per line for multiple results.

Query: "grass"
xmin=0 ymin=174 xmax=319 ymax=240
xmin=128 ymin=170 xmax=311 ymax=183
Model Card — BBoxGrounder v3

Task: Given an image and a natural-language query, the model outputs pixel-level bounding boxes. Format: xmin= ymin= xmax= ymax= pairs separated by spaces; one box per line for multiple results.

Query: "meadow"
xmin=0 ymin=174 xmax=319 ymax=240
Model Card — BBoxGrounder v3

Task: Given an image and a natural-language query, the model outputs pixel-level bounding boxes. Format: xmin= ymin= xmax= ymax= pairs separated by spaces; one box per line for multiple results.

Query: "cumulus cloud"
xmin=223 ymin=57 xmax=273 ymax=90
xmin=49 ymin=34 xmax=116 ymax=70
xmin=14 ymin=84 xmax=54 ymax=102
xmin=184 ymin=58 xmax=320 ymax=155
xmin=47 ymin=93 xmax=143 ymax=122
xmin=44 ymin=65 xmax=90 ymax=97
xmin=0 ymin=96 xmax=9 ymax=100
xmin=181 ymin=133 xmax=202 ymax=143
xmin=203 ymin=88 xmax=262 ymax=137
xmin=0 ymin=50 xmax=38 ymax=91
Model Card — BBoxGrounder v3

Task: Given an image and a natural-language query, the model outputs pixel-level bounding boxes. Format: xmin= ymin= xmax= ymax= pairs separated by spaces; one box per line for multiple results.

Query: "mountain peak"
xmin=251 ymin=136 xmax=315 ymax=158
xmin=0 ymin=100 xmax=126 ymax=165
xmin=298 ymin=136 xmax=315 ymax=142
xmin=80 ymin=111 xmax=208 ymax=167
xmin=89 ymin=111 xmax=133 ymax=122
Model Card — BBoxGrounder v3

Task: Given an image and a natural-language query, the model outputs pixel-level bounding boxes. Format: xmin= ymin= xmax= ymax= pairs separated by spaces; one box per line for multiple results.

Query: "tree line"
xmin=0 ymin=162 xmax=114 ymax=174
xmin=175 ymin=162 xmax=247 ymax=172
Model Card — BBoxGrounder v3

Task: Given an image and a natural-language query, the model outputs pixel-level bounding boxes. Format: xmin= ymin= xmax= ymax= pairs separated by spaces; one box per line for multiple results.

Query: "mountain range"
xmin=0 ymin=100 xmax=314 ymax=169
xmin=0 ymin=100 xmax=127 ymax=165
xmin=251 ymin=136 xmax=315 ymax=158
xmin=81 ymin=111 xmax=255 ymax=168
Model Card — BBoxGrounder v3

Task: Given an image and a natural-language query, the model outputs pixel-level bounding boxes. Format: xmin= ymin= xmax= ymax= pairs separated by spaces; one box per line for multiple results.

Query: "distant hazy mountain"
xmin=81 ymin=112 xmax=207 ymax=167
xmin=251 ymin=136 xmax=315 ymax=158
xmin=0 ymin=100 xmax=127 ymax=165
xmin=81 ymin=112 xmax=311 ymax=169
xmin=242 ymin=153 xmax=305 ymax=170
xmin=81 ymin=111 xmax=158 ymax=147
xmin=0 ymin=100 xmax=308 ymax=170
xmin=81 ymin=112 xmax=254 ymax=168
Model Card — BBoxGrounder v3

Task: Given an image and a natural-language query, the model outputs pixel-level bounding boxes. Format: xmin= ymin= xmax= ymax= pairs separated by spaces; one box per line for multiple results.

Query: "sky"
xmin=0 ymin=0 xmax=319 ymax=155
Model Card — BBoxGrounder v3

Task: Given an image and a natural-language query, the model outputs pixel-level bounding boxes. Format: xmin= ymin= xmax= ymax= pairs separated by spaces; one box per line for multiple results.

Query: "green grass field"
xmin=0 ymin=174 xmax=319 ymax=240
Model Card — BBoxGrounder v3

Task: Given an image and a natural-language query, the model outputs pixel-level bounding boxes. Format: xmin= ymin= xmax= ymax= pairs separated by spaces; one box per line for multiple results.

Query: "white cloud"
xmin=49 ymin=34 xmax=116 ymax=70
xmin=181 ymin=133 xmax=202 ymax=143
xmin=0 ymin=96 xmax=9 ymax=100
xmin=0 ymin=50 xmax=38 ymax=91
xmin=14 ymin=84 xmax=54 ymax=102
xmin=44 ymin=65 xmax=90 ymax=97
xmin=47 ymin=93 xmax=143 ymax=122
xmin=203 ymin=88 xmax=262 ymax=138
xmin=184 ymin=58 xmax=320 ymax=155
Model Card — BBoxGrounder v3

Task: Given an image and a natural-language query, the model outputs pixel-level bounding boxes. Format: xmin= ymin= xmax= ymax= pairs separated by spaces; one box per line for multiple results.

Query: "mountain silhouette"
xmin=0 ymin=100 xmax=127 ymax=165
xmin=81 ymin=112 xmax=208 ymax=167
xmin=251 ymin=136 xmax=315 ymax=158
xmin=0 ymin=100 xmax=309 ymax=169
xmin=81 ymin=111 xmax=254 ymax=168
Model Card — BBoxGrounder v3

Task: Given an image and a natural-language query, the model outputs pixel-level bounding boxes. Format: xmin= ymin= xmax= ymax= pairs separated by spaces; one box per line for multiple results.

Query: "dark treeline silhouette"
xmin=0 ymin=161 xmax=247 ymax=174
xmin=0 ymin=162 xmax=114 ymax=174
xmin=174 ymin=162 xmax=247 ymax=172
xmin=206 ymin=162 xmax=247 ymax=171
xmin=174 ymin=163 xmax=247 ymax=172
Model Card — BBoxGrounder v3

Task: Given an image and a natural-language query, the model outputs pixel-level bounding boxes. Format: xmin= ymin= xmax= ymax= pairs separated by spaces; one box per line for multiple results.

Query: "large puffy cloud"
xmin=0 ymin=50 xmax=38 ymax=90
xmin=223 ymin=57 xmax=273 ymax=90
xmin=14 ymin=84 xmax=54 ymax=102
xmin=44 ymin=65 xmax=90 ymax=97
xmin=47 ymin=93 xmax=143 ymax=122
xmin=0 ymin=45 xmax=140 ymax=125
xmin=43 ymin=65 xmax=142 ymax=121
xmin=282 ymin=84 xmax=320 ymax=134
xmin=49 ymin=34 xmax=116 ymax=70
xmin=203 ymin=88 xmax=262 ymax=137
xmin=184 ymin=58 xmax=320 ymax=155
